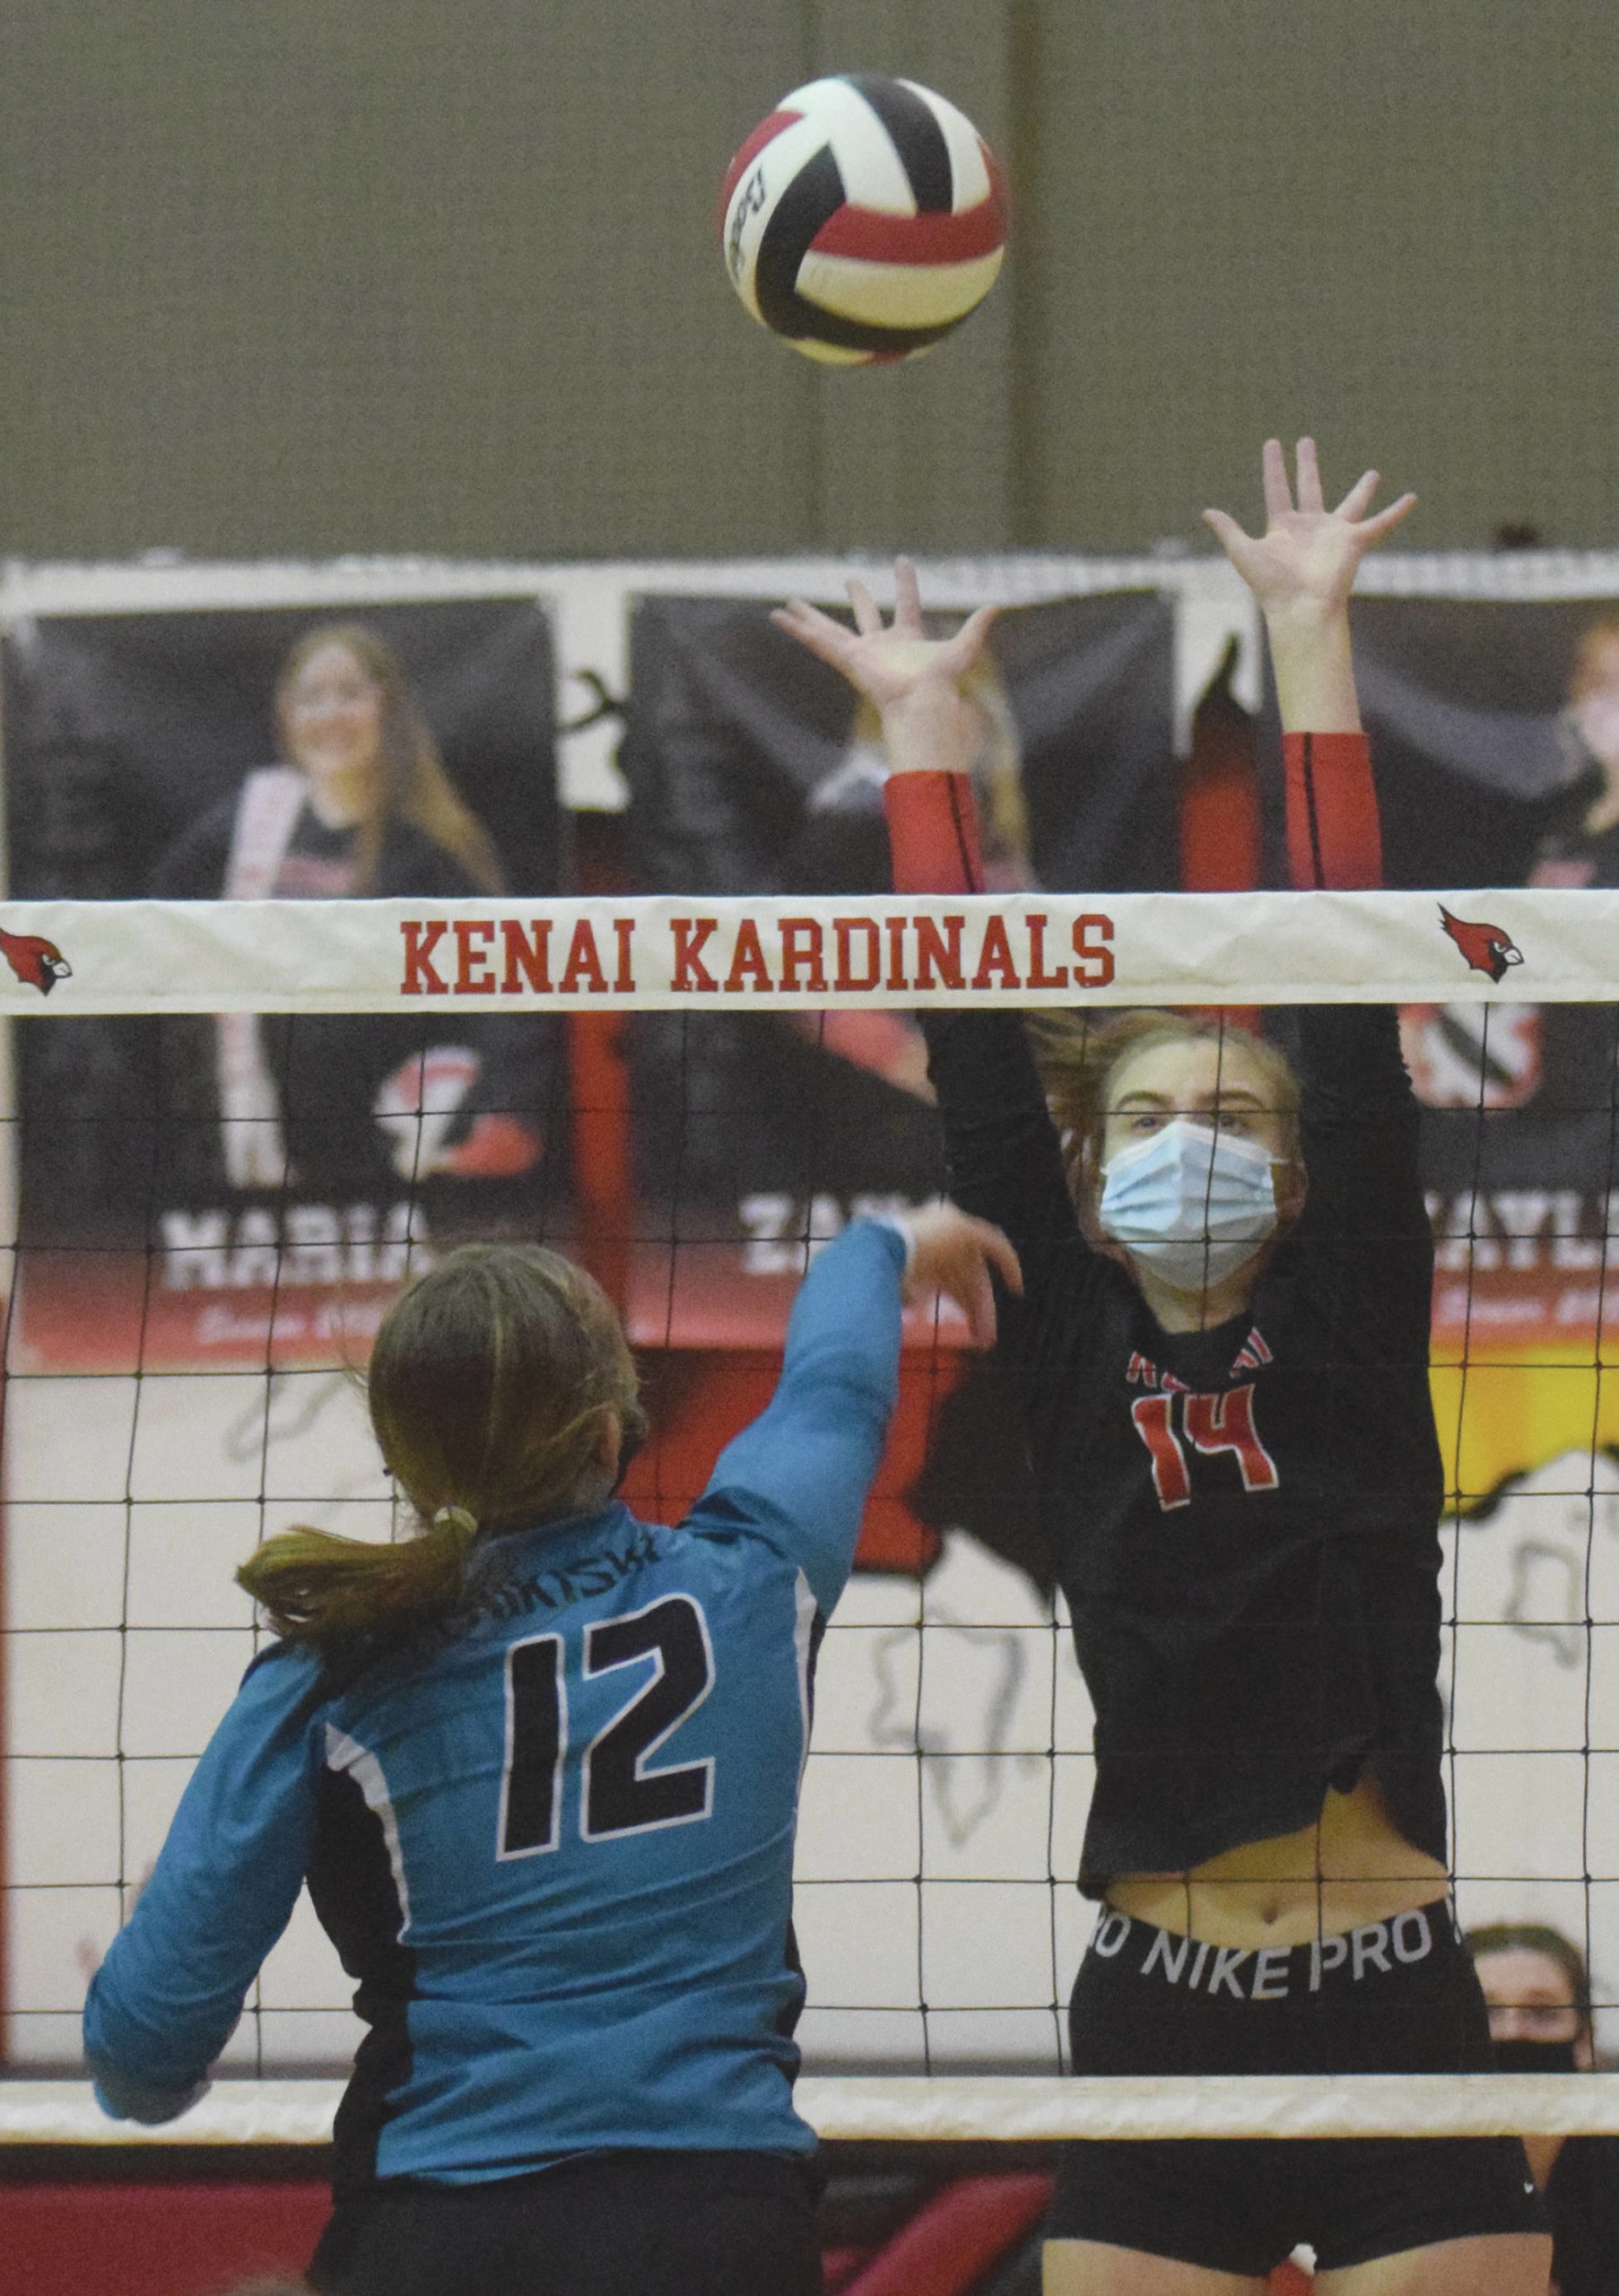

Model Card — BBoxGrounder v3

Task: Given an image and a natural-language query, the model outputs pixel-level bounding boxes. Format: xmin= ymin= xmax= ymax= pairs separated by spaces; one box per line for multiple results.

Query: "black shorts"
xmin=308 ymin=2149 xmax=822 ymax=2296
xmin=1049 ymin=1902 xmax=1545 ymax=2276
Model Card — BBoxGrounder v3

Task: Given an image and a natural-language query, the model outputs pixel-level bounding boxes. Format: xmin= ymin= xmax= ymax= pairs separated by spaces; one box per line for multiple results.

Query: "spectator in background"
xmin=1531 ymin=615 xmax=1619 ymax=887
xmin=1468 ymin=1922 xmax=1619 ymax=2296
xmin=152 ymin=622 xmax=541 ymax=1196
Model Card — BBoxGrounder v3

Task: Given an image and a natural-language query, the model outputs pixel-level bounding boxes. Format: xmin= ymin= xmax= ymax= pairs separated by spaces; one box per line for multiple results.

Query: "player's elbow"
xmin=89 ymin=2057 xmax=212 ymax=2126
xmin=83 ymin=1972 xmax=227 ymax=2123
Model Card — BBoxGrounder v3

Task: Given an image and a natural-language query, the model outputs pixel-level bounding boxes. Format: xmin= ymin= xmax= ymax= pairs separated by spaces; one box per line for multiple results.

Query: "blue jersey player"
xmin=84 ymin=1207 xmax=1017 ymax=2296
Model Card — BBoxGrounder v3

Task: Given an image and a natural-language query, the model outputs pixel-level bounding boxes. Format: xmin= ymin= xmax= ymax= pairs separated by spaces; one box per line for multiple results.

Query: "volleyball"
xmin=719 ymin=74 xmax=1007 ymax=365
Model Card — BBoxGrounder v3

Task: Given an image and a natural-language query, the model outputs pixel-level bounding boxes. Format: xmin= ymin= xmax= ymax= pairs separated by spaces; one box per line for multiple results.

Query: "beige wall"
xmin=0 ymin=0 xmax=1611 ymax=561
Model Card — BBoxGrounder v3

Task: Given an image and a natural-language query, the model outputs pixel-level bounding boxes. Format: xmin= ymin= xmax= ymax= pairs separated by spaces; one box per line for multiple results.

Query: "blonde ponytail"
xmin=236 ymin=1246 xmax=644 ymax=1651
xmin=238 ymin=1505 xmax=481 ymax=1645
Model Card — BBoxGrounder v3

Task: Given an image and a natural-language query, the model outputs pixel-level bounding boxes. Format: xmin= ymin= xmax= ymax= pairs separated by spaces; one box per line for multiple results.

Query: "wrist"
xmin=878 ymin=684 xmax=980 ymax=778
xmin=1260 ymin=590 xmax=1347 ymax=633
xmin=1266 ymin=610 xmax=1362 ymax=735
xmin=869 ymin=1212 xmax=918 ymax=1281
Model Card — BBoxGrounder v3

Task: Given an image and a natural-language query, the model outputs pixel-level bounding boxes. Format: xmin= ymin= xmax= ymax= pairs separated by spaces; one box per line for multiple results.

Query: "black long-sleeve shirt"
xmin=919 ymin=1000 xmax=1446 ymax=1892
xmin=887 ymin=740 xmax=1448 ymax=1892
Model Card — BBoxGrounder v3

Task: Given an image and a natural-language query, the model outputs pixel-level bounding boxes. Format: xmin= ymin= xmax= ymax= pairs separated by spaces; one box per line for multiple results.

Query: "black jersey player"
xmin=774 ymin=442 xmax=1549 ymax=2295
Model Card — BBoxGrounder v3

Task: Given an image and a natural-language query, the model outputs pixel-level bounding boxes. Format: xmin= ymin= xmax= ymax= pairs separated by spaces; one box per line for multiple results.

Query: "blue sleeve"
xmin=688 ymin=1220 xmax=905 ymax=1613
xmin=83 ymin=1642 xmax=325 ymax=2123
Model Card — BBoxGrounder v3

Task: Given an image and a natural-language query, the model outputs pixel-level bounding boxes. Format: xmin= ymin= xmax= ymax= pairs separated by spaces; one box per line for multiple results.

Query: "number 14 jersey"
xmin=922 ymin=999 xmax=1449 ymax=1899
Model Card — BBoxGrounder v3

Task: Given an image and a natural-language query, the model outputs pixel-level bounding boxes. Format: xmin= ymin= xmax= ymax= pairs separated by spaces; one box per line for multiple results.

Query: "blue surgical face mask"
xmin=1099 ymin=1119 xmax=1278 ymax=1292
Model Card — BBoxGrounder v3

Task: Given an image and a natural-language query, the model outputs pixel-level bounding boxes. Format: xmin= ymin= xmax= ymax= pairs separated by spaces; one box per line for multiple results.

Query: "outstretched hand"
xmin=901 ymin=1202 xmax=1022 ymax=1348
xmin=1203 ymin=439 xmax=1415 ymax=623
xmin=771 ymin=559 xmax=997 ymax=776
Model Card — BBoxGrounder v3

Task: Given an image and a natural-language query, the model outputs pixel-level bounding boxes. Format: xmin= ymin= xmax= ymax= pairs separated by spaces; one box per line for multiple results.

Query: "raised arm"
xmin=771 ymin=568 xmax=1081 ymax=1297
xmin=1204 ymin=436 xmax=1414 ymax=891
xmin=772 ymin=560 xmax=997 ymax=797
xmin=1206 ymin=440 xmax=1430 ymax=1317
xmin=774 ymin=560 xmax=997 ymax=895
xmin=692 ymin=1206 xmax=1018 ymax=1613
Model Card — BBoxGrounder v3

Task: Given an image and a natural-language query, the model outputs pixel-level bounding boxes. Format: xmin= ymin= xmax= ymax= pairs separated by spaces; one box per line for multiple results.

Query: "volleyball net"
xmin=6 ymin=885 xmax=1619 ymax=2142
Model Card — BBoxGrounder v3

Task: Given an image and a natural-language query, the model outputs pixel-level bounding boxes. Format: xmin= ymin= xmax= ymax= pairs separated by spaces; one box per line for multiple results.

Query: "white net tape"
xmin=0 ymin=887 xmax=1603 ymax=1013
xmin=5 ymin=2075 xmax=1619 ymax=2145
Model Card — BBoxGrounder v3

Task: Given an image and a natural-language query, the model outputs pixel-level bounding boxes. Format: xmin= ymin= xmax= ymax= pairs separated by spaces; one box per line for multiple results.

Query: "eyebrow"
xmin=1110 ymin=1088 xmax=1268 ymax=1110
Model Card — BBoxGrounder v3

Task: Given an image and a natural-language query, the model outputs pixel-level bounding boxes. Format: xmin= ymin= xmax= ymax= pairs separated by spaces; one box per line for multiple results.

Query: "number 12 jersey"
xmin=85 ymin=1221 xmax=908 ymax=2192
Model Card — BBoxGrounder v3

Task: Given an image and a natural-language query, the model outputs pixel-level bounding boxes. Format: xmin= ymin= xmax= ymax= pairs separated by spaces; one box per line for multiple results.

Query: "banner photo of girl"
xmin=3 ymin=594 xmax=564 ymax=1371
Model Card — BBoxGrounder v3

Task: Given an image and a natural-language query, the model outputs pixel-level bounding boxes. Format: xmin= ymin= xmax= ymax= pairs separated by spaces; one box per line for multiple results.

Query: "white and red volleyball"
xmin=719 ymin=74 xmax=1007 ymax=365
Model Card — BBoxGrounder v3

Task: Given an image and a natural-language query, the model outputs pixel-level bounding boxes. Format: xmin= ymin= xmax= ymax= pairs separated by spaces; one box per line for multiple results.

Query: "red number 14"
xmin=1130 ymin=1384 xmax=1279 ymax=1512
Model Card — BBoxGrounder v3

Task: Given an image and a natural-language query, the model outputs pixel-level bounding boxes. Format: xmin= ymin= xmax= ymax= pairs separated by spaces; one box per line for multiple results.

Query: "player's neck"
xmin=301 ymin=766 xmax=375 ymax=830
xmin=1135 ymin=1261 xmax=1257 ymax=1335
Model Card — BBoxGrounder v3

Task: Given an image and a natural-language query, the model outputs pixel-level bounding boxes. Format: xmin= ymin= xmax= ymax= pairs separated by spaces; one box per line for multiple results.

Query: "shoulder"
xmin=376 ymin=819 xmax=481 ymax=898
xmin=238 ymin=1636 xmax=334 ymax=1726
xmin=1548 ymin=2134 xmax=1619 ymax=2260
xmin=1533 ymin=765 xmax=1603 ymax=853
xmin=665 ymin=1502 xmax=818 ymax=1647
xmin=1558 ymin=2131 xmax=1619 ymax=2181
xmin=148 ymin=789 xmax=247 ymax=896
xmin=675 ymin=1492 xmax=823 ymax=1610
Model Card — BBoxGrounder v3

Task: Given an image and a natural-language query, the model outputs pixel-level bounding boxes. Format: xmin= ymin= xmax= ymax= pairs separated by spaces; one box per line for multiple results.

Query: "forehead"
xmin=289 ymin=639 xmax=374 ymax=691
xmin=1108 ymin=1035 xmax=1278 ymax=1107
xmin=1472 ymin=1947 xmax=1575 ymax=2004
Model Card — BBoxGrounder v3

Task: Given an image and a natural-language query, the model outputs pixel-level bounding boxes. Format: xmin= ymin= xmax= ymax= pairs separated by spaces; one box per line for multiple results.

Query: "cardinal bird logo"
xmin=1440 ymin=906 xmax=1524 ymax=984
xmin=0 ymin=927 xmax=72 ymax=996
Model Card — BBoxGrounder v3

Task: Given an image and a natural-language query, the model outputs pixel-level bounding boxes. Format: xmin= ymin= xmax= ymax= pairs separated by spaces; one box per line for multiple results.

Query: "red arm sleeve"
xmin=883 ymin=771 xmax=986 ymax=895
xmin=1283 ymin=731 xmax=1383 ymax=891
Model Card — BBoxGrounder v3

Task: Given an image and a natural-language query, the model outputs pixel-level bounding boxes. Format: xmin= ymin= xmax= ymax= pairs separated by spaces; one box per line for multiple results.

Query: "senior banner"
xmin=1 ymin=592 xmax=563 ymax=1374
xmin=1340 ymin=592 xmax=1619 ymax=1449
xmin=618 ymin=588 xmax=1178 ymax=1328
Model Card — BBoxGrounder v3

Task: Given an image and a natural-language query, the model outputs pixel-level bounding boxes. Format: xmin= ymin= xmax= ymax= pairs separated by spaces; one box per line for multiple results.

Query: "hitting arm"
xmin=693 ymin=1210 xmax=1017 ymax=1613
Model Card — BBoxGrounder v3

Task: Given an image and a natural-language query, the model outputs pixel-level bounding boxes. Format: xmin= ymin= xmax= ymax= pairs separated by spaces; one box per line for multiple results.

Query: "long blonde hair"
xmin=274 ymin=622 xmax=505 ymax=896
xmin=1024 ymin=1008 xmax=1302 ymax=1235
xmin=238 ymin=1246 xmax=647 ymax=1647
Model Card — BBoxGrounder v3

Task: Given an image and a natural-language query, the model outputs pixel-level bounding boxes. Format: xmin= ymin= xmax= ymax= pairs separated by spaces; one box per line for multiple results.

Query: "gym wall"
xmin=0 ymin=0 xmax=1612 ymax=562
